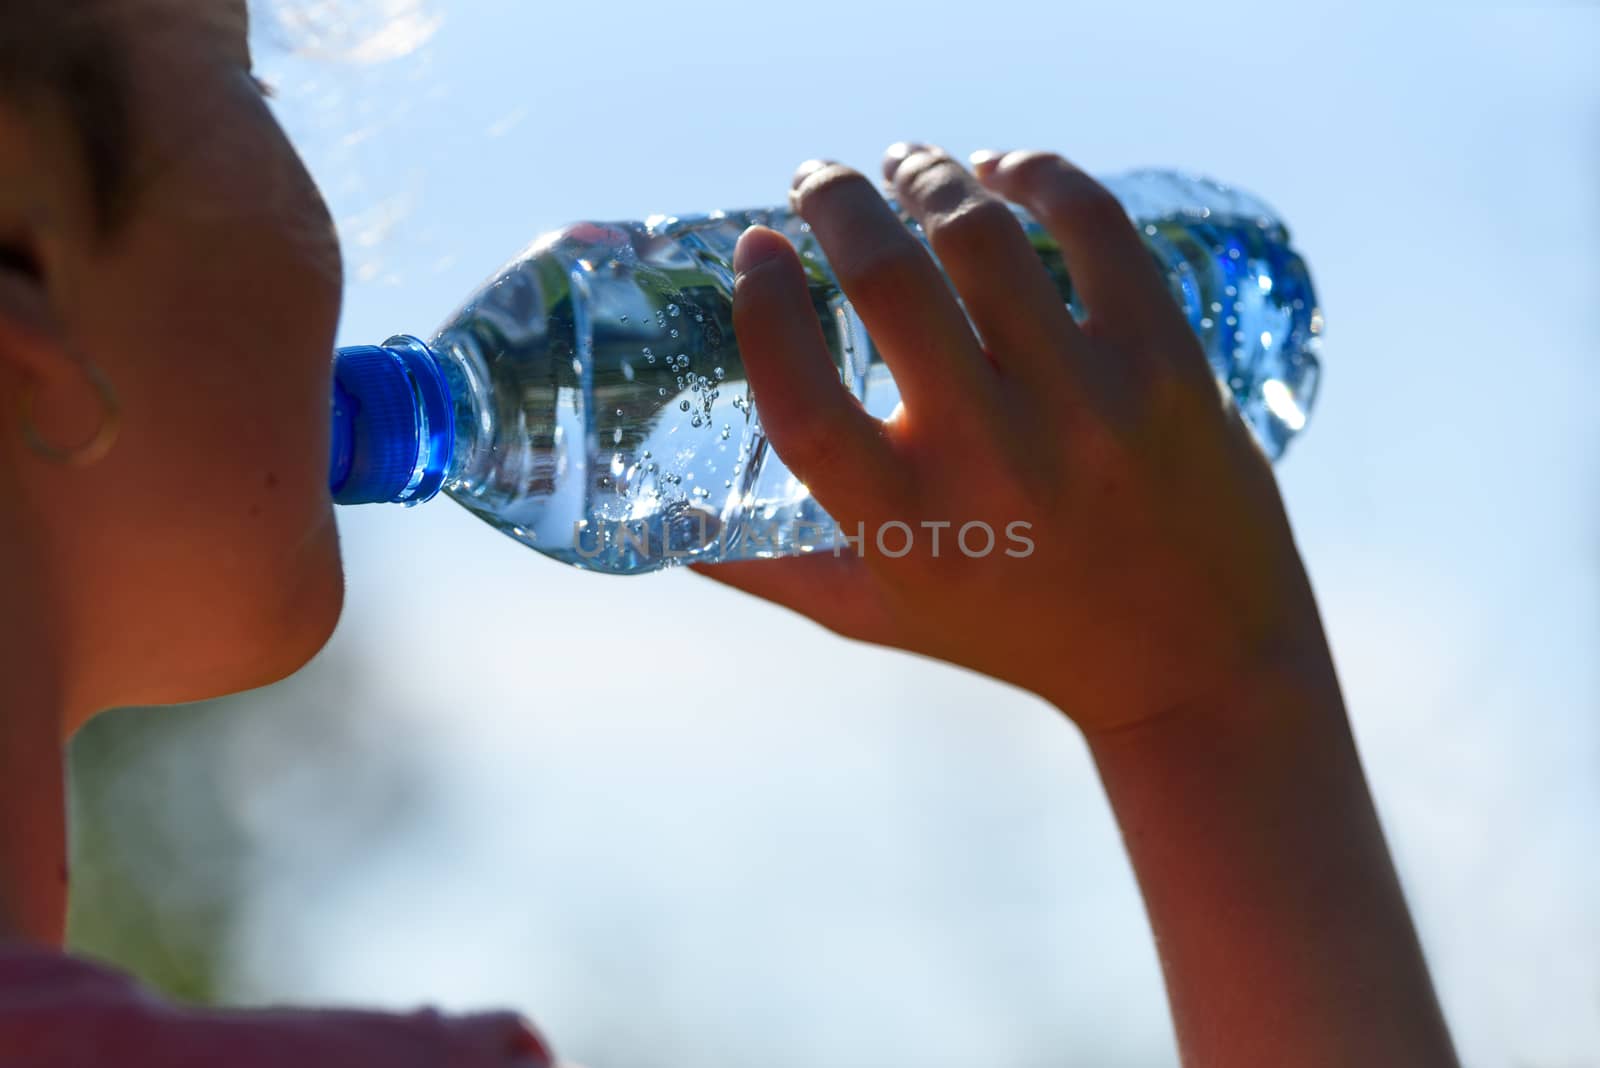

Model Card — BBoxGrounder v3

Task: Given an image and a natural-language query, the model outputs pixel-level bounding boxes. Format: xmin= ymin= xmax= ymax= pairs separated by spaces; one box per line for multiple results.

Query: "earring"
xmin=16 ymin=362 xmax=122 ymax=467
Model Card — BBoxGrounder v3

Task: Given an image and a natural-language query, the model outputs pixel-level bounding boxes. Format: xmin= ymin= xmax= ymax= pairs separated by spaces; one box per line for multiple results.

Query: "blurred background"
xmin=66 ymin=2 xmax=1598 ymax=1066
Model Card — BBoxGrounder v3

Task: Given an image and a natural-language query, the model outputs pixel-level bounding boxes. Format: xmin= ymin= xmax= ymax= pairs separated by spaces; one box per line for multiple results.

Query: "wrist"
xmin=1058 ymin=622 xmax=1345 ymax=762
xmin=1080 ymin=633 xmax=1457 ymax=1066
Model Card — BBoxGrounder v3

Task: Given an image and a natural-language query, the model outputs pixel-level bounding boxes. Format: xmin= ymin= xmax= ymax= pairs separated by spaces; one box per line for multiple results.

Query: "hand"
xmin=696 ymin=144 xmax=1331 ymax=738
xmin=696 ymin=146 xmax=1457 ymax=1064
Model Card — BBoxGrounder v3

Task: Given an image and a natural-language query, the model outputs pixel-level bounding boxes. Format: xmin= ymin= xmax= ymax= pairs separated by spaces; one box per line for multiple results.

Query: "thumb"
xmin=732 ymin=225 xmax=903 ymax=529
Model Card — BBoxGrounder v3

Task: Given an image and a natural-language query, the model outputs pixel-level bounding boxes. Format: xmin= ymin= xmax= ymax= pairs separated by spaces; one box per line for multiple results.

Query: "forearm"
xmin=1083 ymin=647 xmax=1457 ymax=1068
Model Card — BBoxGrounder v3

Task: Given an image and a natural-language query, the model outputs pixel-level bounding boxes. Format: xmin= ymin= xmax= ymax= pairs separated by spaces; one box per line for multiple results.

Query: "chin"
xmin=251 ymin=577 xmax=345 ymax=691
xmin=88 ymin=567 xmax=345 ymax=726
xmin=159 ymin=519 xmax=348 ymax=707
xmin=245 ymin=527 xmax=347 ymax=692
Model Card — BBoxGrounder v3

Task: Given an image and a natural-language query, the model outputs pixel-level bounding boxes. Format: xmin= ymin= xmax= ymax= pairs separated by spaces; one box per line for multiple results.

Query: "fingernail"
xmin=882 ymin=141 xmax=930 ymax=182
xmin=791 ymin=158 xmax=834 ymax=191
xmin=969 ymin=149 xmax=1005 ymax=177
xmin=733 ymin=226 xmax=783 ymax=277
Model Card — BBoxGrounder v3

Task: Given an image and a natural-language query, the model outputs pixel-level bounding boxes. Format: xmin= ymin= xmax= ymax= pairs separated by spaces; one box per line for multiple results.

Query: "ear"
xmin=0 ymin=100 xmax=108 ymax=471
xmin=0 ymin=236 xmax=71 ymax=384
xmin=0 ymin=104 xmax=85 ymax=393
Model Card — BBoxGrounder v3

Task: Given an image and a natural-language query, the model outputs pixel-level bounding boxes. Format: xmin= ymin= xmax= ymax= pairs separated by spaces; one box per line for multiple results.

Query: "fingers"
xmin=880 ymin=142 xmax=1091 ymax=385
xmin=691 ymin=551 xmax=895 ymax=645
xmin=974 ymin=151 xmax=1177 ymax=345
xmin=787 ymin=159 xmax=998 ymax=431
xmin=732 ymin=225 xmax=904 ymax=526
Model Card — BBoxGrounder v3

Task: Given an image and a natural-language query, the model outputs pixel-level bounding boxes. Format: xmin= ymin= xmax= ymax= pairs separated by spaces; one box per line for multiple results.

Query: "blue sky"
xmin=234 ymin=3 xmax=1598 ymax=1064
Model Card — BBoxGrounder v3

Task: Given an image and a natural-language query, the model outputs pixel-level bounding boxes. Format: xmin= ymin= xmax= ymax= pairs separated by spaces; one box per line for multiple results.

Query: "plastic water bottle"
xmin=329 ymin=170 xmax=1322 ymax=574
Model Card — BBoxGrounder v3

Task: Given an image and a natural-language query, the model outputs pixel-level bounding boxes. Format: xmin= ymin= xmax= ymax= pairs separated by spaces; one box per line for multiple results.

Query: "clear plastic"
xmin=423 ymin=170 xmax=1322 ymax=574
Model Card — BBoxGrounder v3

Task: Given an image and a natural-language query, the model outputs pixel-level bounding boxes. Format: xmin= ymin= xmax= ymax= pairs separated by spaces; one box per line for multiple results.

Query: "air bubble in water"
xmin=679 ymin=400 xmax=691 ymax=412
xmin=714 ymin=367 xmax=725 ymax=379
xmin=668 ymin=304 xmax=680 ymax=316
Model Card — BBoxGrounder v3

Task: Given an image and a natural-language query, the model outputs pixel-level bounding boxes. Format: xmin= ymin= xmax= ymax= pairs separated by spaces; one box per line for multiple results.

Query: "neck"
xmin=0 ymin=518 xmax=72 ymax=947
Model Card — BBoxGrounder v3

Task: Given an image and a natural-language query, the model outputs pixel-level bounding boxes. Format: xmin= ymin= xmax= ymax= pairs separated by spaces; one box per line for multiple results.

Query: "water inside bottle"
xmin=427 ymin=177 xmax=1320 ymax=574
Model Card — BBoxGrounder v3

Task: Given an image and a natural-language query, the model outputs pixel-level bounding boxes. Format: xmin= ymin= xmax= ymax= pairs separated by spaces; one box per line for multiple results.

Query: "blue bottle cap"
xmin=329 ymin=336 xmax=454 ymax=505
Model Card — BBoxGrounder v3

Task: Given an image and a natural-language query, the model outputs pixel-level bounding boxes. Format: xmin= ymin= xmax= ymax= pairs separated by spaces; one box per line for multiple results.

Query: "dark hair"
xmin=0 ymin=1 xmax=133 ymax=236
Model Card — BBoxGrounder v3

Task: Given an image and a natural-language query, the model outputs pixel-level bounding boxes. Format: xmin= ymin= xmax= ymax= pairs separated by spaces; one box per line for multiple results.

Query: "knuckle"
xmin=1070 ymin=412 xmax=1141 ymax=485
xmin=1145 ymin=336 xmax=1215 ymax=396
xmin=1135 ymin=360 xmax=1190 ymax=428
xmin=732 ymin=246 xmax=797 ymax=297
xmin=732 ymin=260 xmax=807 ymax=341
xmin=1148 ymin=354 xmax=1230 ymax=430
xmin=1043 ymin=180 xmax=1133 ymax=239
xmin=999 ymin=150 xmax=1067 ymax=189
xmin=897 ymin=151 xmax=970 ymax=212
xmin=835 ymin=237 xmax=930 ymax=306
xmin=926 ymin=195 xmax=1017 ymax=261
xmin=791 ymin=162 xmax=874 ymax=213
xmin=732 ymin=249 xmax=800 ymax=314
xmin=990 ymin=437 xmax=1054 ymax=498
xmin=998 ymin=151 xmax=1133 ymax=237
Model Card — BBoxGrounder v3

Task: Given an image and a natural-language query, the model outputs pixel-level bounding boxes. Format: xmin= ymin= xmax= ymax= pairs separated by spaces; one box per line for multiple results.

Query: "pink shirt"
xmin=0 ymin=943 xmax=555 ymax=1067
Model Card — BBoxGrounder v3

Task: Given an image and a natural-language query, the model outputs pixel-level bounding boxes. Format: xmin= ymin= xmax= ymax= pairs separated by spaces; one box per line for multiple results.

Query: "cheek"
xmin=113 ymin=59 xmax=345 ymax=499
xmin=192 ymin=161 xmax=346 ymax=614
xmin=78 ymin=160 xmax=344 ymax=592
xmin=178 ymin=152 xmax=343 ymax=492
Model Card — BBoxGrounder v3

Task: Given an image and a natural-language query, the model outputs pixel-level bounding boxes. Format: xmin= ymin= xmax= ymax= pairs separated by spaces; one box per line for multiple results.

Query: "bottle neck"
xmin=328 ymin=335 xmax=456 ymax=505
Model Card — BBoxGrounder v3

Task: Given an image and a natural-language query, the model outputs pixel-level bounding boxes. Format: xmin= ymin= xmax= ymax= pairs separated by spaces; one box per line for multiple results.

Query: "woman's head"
xmin=0 ymin=0 xmax=345 ymax=725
